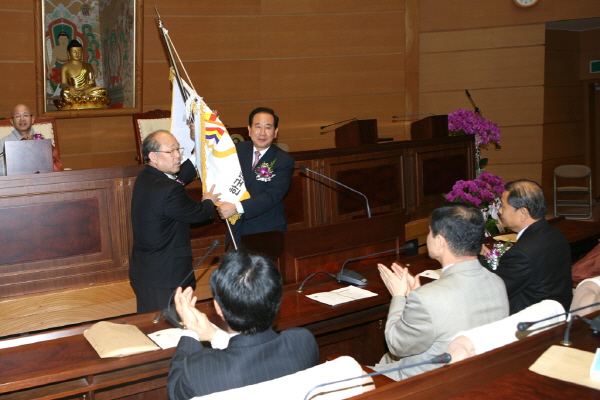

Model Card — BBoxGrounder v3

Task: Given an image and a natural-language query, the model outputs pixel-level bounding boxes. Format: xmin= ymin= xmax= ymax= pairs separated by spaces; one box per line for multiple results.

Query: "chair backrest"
xmin=447 ymin=300 xmax=565 ymax=364
xmin=555 ymin=165 xmax=591 ymax=179
xmin=571 ymin=277 xmax=600 ymax=316
xmin=132 ymin=109 xmax=171 ymax=164
xmin=0 ymin=117 xmax=59 ymax=151
xmin=191 ymin=356 xmax=368 ymax=400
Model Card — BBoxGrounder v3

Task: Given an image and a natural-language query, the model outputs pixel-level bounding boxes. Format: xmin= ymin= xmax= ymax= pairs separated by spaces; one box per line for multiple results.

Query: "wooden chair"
xmin=0 ymin=116 xmax=60 ymax=153
xmin=132 ymin=109 xmax=171 ymax=163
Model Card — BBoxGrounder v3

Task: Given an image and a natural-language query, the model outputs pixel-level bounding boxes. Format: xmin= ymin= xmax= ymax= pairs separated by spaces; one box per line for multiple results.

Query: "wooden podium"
xmin=410 ymin=115 xmax=448 ymax=140
xmin=242 ymin=212 xmax=406 ymax=284
xmin=335 ymin=119 xmax=378 ymax=148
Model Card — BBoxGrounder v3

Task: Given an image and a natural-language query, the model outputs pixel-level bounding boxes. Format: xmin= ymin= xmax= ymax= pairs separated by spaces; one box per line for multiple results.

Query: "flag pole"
xmin=156 ymin=8 xmax=239 ymax=251
xmin=155 ymin=7 xmax=187 ymax=107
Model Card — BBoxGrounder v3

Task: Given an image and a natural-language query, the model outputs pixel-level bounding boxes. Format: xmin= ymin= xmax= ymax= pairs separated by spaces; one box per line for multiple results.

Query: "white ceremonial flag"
xmin=170 ymin=73 xmax=249 ymax=224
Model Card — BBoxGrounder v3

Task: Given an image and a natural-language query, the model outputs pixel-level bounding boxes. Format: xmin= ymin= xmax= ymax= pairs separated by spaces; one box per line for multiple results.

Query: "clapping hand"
xmin=378 ymin=263 xmax=421 ymax=297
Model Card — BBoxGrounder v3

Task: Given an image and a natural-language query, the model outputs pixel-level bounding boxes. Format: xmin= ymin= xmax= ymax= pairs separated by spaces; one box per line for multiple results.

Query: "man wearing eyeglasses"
xmin=0 ymin=104 xmax=63 ymax=175
xmin=129 ymin=130 xmax=221 ymax=313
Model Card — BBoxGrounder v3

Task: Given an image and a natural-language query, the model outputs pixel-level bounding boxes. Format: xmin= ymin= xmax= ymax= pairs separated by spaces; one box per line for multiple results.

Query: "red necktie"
xmin=252 ymin=150 xmax=261 ymax=169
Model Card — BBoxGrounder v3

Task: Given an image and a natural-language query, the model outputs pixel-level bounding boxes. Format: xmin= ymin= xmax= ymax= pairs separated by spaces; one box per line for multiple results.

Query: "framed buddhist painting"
xmin=35 ymin=0 xmax=143 ymax=118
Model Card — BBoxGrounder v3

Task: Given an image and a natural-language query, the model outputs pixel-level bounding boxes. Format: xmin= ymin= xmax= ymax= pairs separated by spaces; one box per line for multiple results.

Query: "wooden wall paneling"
xmin=543 ymin=87 xmax=584 ymax=124
xmin=147 ymin=0 xmax=260 ymax=16
xmin=404 ymin=0 xmax=419 ymax=130
xmin=0 ymin=7 xmax=35 ymax=61
xmin=543 ymin=121 xmax=585 ymax=160
xmin=262 ymin=0 xmax=404 ymax=14
xmin=259 ymin=12 xmax=404 ymax=58
xmin=484 ymin=163 xmax=543 ymax=186
xmin=544 ymin=49 xmax=581 ymax=87
xmin=252 ymin=94 xmax=406 ymax=152
xmin=488 ymin=125 xmax=543 ymax=165
xmin=551 ymin=0 xmax=600 ymax=21
xmin=260 ymin=55 xmax=404 ymax=99
xmin=545 ymin=29 xmax=580 ymax=52
xmin=142 ymin=15 xmax=259 ymax=61
xmin=420 ymin=46 xmax=545 ymax=93
xmin=410 ymin=138 xmax=474 ymax=219
xmin=420 ymin=87 xmax=545 ymax=126
xmin=0 ymin=281 xmax=135 ymax=337
xmin=0 ymin=64 xmax=37 ymax=113
xmin=323 ymin=151 xmax=405 ymax=223
xmin=420 ymin=0 xmax=555 ymax=32
xmin=420 ymin=24 xmax=546 ymax=54
xmin=579 ymin=29 xmax=600 ymax=80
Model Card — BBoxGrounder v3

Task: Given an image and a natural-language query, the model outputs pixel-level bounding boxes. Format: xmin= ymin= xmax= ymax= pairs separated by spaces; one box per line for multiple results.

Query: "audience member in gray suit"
xmin=167 ymin=249 xmax=319 ymax=399
xmin=373 ymin=203 xmax=509 ymax=380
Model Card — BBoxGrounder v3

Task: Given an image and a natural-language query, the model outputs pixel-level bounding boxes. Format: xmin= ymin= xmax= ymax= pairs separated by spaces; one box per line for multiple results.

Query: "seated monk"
xmin=0 ymin=104 xmax=64 ymax=175
xmin=54 ymin=40 xmax=110 ymax=110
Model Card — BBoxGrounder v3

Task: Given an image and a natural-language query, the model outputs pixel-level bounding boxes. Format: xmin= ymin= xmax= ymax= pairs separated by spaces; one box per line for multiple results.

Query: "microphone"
xmin=303 ymin=353 xmax=451 ymax=400
xmin=320 ymin=118 xmax=357 ymax=130
xmin=517 ymin=302 xmax=600 ymax=332
xmin=299 ymin=165 xmax=371 ymax=218
xmin=155 ymin=240 xmax=220 ymax=327
xmin=337 ymin=243 xmax=416 ymax=286
xmin=297 ymin=243 xmax=416 ymax=291
xmin=517 ymin=301 xmax=600 ymax=347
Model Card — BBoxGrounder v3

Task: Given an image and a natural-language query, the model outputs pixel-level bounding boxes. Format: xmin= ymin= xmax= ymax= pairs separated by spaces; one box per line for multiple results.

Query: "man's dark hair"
xmin=430 ymin=203 xmax=485 ymax=257
xmin=67 ymin=39 xmax=83 ymax=51
xmin=210 ymin=249 xmax=282 ymax=334
xmin=141 ymin=131 xmax=164 ymax=164
xmin=504 ymin=179 xmax=546 ymax=220
xmin=248 ymin=107 xmax=279 ymax=129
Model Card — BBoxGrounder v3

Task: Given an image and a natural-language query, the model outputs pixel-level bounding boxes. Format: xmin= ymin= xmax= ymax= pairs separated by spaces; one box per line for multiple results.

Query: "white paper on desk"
xmin=307 ymin=286 xmax=377 ymax=306
xmin=148 ymin=328 xmax=183 ymax=349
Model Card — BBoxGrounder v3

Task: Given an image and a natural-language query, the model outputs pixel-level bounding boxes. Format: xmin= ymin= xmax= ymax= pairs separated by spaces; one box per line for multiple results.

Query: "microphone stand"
xmin=154 ymin=240 xmax=220 ymax=327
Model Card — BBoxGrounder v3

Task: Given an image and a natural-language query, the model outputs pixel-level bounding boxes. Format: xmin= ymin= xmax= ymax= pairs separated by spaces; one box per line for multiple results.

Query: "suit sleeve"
xmin=167 ymin=336 xmax=206 ymax=400
xmin=385 ymin=292 xmax=436 ymax=357
xmin=164 ymin=183 xmax=215 ymax=224
xmin=177 ymin=159 xmax=199 ymax=184
xmin=494 ymin=247 xmax=533 ymax=297
xmin=240 ymin=152 xmax=294 ymax=219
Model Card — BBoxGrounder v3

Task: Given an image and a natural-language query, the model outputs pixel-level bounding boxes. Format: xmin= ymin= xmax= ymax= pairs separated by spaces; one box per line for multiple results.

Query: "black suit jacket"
xmin=494 ymin=218 xmax=573 ymax=314
xmin=129 ymin=160 xmax=214 ymax=290
xmin=230 ymin=141 xmax=294 ymax=245
xmin=167 ymin=327 xmax=319 ymax=399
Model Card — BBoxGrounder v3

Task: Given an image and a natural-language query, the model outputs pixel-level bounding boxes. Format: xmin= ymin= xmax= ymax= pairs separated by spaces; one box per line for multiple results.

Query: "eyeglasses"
xmin=12 ymin=114 xmax=32 ymax=119
xmin=154 ymin=148 xmax=185 ymax=157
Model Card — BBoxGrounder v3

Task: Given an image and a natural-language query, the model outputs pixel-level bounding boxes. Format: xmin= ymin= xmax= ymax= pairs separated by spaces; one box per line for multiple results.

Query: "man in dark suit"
xmin=218 ymin=107 xmax=295 ymax=247
xmin=493 ymin=179 xmax=573 ymax=314
xmin=129 ymin=130 xmax=220 ymax=314
xmin=167 ymin=249 xmax=318 ymax=399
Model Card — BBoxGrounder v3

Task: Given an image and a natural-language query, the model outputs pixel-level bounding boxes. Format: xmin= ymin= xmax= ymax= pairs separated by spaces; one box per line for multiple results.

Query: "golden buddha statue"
xmin=54 ymin=40 xmax=110 ymax=110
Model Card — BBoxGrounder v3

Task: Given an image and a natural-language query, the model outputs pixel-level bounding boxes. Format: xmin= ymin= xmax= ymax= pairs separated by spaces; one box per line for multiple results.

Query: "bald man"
xmin=0 ymin=104 xmax=63 ymax=175
xmin=493 ymin=179 xmax=573 ymax=314
xmin=129 ymin=130 xmax=220 ymax=313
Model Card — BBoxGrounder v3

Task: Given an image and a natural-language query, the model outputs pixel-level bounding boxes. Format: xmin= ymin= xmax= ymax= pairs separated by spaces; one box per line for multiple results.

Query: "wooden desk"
xmin=549 ymin=218 xmax=600 ymax=261
xmin=351 ymin=312 xmax=600 ymax=399
xmin=0 ymin=264 xmax=395 ymax=400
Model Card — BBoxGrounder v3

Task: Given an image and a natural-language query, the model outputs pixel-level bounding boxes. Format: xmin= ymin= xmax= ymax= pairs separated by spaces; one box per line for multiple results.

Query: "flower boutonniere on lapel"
xmin=255 ymin=159 xmax=277 ymax=182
